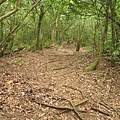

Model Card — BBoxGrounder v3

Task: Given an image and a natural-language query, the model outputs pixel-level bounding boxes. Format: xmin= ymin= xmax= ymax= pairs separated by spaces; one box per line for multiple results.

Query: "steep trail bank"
xmin=0 ymin=44 xmax=120 ymax=120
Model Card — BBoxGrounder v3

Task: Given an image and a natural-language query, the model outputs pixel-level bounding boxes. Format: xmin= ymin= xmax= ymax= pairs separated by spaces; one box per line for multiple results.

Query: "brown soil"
xmin=0 ymin=44 xmax=120 ymax=120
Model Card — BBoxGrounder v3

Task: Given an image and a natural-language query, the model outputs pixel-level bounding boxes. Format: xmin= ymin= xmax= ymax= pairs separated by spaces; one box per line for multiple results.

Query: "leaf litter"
xmin=0 ymin=44 xmax=120 ymax=120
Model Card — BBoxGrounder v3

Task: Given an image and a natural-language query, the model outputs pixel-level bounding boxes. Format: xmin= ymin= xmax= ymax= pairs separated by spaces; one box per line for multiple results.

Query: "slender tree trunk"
xmin=9 ymin=15 xmax=15 ymax=50
xmin=35 ymin=5 xmax=44 ymax=50
xmin=109 ymin=0 xmax=119 ymax=66
xmin=110 ymin=0 xmax=116 ymax=49
xmin=76 ymin=23 xmax=81 ymax=51
xmin=0 ymin=21 xmax=4 ymax=42
xmin=51 ymin=18 xmax=58 ymax=43
xmin=59 ymin=20 xmax=65 ymax=46
xmin=76 ymin=18 xmax=85 ymax=52
xmin=51 ymin=25 xmax=56 ymax=43
xmin=84 ymin=1 xmax=109 ymax=72
xmin=0 ymin=0 xmax=42 ymax=57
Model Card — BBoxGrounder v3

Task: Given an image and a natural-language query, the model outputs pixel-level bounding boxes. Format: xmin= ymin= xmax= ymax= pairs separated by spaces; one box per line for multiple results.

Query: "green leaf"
xmin=113 ymin=50 xmax=119 ymax=56
xmin=8 ymin=0 xmax=17 ymax=4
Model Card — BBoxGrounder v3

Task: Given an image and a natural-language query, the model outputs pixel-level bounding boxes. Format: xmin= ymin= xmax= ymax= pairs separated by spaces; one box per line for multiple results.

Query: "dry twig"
xmin=103 ymin=68 xmax=109 ymax=80
xmin=63 ymin=85 xmax=85 ymax=99
xmin=53 ymin=66 xmax=67 ymax=70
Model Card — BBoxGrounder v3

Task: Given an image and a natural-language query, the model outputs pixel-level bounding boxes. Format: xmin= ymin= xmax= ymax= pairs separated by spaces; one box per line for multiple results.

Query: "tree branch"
xmin=0 ymin=0 xmax=7 ymax=5
xmin=0 ymin=0 xmax=42 ymax=56
xmin=0 ymin=0 xmax=20 ymax=21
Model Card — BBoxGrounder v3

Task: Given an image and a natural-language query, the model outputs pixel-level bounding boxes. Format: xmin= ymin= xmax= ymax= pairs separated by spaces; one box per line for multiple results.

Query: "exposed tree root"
xmin=53 ymin=66 xmax=67 ymax=70
xmin=30 ymin=99 xmax=88 ymax=120
xmin=99 ymin=100 xmax=120 ymax=117
xmin=91 ymin=106 xmax=110 ymax=116
xmin=84 ymin=58 xmax=100 ymax=72
xmin=69 ymin=100 xmax=83 ymax=120
xmin=63 ymin=85 xmax=85 ymax=99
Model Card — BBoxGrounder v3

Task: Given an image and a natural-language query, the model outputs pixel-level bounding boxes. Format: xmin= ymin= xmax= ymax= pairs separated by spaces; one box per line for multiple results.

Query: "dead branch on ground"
xmin=103 ymin=68 xmax=109 ymax=80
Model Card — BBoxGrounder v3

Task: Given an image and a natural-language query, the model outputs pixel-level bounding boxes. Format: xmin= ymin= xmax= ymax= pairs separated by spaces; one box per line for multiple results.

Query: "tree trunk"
xmin=84 ymin=1 xmax=109 ymax=72
xmin=9 ymin=4 xmax=15 ymax=50
xmin=0 ymin=0 xmax=42 ymax=57
xmin=76 ymin=18 xmax=85 ymax=52
xmin=0 ymin=21 xmax=4 ymax=42
xmin=76 ymin=23 xmax=81 ymax=52
xmin=35 ymin=5 xmax=44 ymax=50
xmin=51 ymin=18 xmax=58 ymax=43
xmin=109 ymin=0 xmax=119 ymax=66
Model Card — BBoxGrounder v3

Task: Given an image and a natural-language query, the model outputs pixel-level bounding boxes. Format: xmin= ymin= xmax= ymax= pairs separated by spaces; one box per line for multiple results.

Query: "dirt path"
xmin=0 ymin=44 xmax=120 ymax=120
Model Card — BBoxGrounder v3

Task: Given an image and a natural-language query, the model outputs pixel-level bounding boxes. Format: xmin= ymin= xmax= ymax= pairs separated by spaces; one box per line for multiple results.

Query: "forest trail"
xmin=0 ymin=44 xmax=120 ymax=120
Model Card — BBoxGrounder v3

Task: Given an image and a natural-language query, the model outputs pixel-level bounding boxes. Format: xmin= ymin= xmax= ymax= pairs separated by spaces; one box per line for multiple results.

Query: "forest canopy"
xmin=0 ymin=0 xmax=120 ymax=68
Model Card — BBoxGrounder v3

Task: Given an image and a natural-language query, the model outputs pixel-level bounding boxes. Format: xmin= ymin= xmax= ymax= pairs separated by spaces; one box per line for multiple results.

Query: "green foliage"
xmin=104 ymin=39 xmax=113 ymax=53
xmin=44 ymin=39 xmax=56 ymax=47
xmin=0 ymin=0 xmax=120 ymax=66
xmin=104 ymin=39 xmax=120 ymax=61
xmin=8 ymin=0 xmax=17 ymax=4
xmin=110 ymin=46 xmax=120 ymax=62
xmin=44 ymin=39 xmax=52 ymax=47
